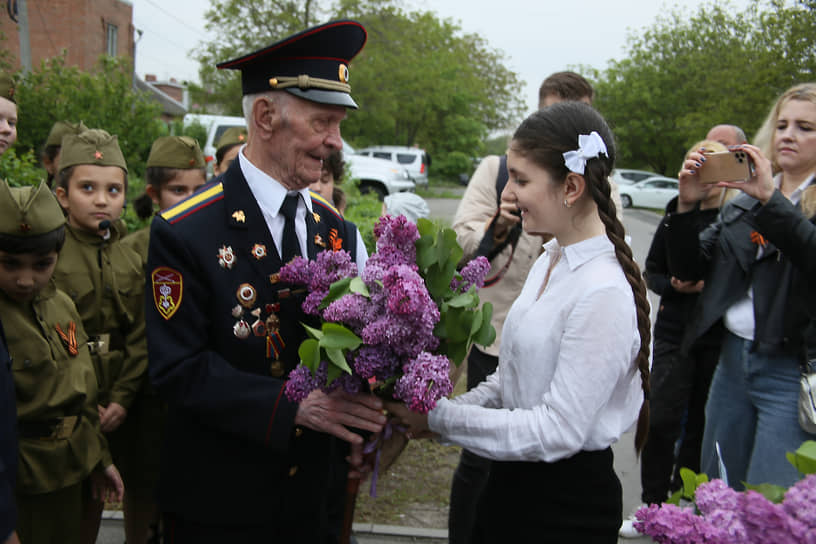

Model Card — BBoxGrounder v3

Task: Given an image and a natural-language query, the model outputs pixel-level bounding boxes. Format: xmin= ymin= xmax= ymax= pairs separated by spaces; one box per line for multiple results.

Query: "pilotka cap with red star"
xmin=216 ymin=19 xmax=367 ymax=109
xmin=58 ymin=128 xmax=128 ymax=173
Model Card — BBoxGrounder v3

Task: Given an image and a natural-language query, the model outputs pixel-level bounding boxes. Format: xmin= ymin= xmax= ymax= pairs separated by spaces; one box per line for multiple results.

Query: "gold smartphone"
xmin=698 ymin=150 xmax=752 ymax=183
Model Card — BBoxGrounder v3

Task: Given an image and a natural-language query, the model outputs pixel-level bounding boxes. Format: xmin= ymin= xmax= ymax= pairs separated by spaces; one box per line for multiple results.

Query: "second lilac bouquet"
xmin=280 ymin=214 xmax=495 ymax=414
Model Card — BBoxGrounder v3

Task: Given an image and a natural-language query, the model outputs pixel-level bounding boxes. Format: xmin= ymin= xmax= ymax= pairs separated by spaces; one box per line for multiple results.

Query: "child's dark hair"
xmin=510 ymin=101 xmax=651 ymax=454
xmin=41 ymin=144 xmax=60 ymax=185
xmin=323 ymin=151 xmax=345 ymax=184
xmin=56 ymin=166 xmax=129 ymax=194
xmin=215 ymin=143 xmax=241 ymax=167
xmin=132 ymin=166 xmax=207 ymax=220
xmin=0 ymin=226 xmax=66 ymax=255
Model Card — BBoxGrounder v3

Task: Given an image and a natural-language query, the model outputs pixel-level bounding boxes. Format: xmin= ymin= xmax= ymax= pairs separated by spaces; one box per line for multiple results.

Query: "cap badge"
xmin=338 ymin=64 xmax=349 ymax=84
xmin=217 ymin=245 xmax=236 ymax=269
xmin=19 ymin=223 xmax=31 ymax=233
xmin=94 ymin=150 xmax=103 ymax=160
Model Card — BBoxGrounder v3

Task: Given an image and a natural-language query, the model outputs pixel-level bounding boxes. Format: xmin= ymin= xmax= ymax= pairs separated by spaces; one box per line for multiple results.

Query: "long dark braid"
xmin=511 ymin=102 xmax=651 ymax=454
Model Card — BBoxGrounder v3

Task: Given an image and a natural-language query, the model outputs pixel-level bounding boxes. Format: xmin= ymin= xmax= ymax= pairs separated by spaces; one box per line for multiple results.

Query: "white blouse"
xmin=429 ymin=235 xmax=644 ymax=462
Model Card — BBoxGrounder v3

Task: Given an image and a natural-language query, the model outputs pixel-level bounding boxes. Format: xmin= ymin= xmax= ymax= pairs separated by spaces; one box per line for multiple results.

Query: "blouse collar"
xmin=544 ymin=234 xmax=614 ymax=271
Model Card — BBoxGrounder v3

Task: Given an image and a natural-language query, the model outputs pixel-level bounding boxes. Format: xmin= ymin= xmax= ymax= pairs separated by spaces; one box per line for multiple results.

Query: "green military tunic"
xmin=53 ymin=222 xmax=155 ymax=495
xmin=121 ymin=226 xmax=150 ymax=270
xmin=1 ymin=282 xmax=110 ymax=495
xmin=53 ymin=222 xmax=147 ymax=408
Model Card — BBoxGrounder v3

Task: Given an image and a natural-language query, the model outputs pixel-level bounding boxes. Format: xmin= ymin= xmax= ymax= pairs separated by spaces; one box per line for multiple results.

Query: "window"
xmin=373 ymin=152 xmax=391 ymax=160
xmin=106 ymin=23 xmax=118 ymax=56
xmin=396 ymin=153 xmax=416 ymax=165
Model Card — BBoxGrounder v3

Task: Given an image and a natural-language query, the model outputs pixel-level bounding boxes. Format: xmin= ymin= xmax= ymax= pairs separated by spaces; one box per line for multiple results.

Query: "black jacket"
xmin=0 ymin=320 xmax=16 ymax=542
xmin=645 ymin=197 xmax=721 ymax=346
xmin=665 ymin=190 xmax=816 ymax=356
xmin=145 ymin=159 xmax=360 ymax=539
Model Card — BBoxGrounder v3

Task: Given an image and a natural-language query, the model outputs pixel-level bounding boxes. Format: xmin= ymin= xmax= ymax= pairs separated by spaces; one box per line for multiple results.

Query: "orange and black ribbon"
xmin=55 ymin=321 xmax=78 ymax=356
xmin=750 ymin=230 xmax=768 ymax=248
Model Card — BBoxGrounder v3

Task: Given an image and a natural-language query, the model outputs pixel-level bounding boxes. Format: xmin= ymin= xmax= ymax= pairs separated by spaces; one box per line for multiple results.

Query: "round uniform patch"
xmin=152 ymin=267 xmax=183 ymax=320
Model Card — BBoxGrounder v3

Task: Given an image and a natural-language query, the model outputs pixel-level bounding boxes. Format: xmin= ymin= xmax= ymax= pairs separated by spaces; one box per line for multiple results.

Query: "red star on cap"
xmin=94 ymin=150 xmax=103 ymax=160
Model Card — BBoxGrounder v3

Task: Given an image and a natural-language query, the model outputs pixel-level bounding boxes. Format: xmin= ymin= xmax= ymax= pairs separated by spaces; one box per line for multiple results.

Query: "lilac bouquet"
xmin=280 ymin=215 xmax=494 ymax=414
xmin=635 ymin=441 xmax=816 ymax=543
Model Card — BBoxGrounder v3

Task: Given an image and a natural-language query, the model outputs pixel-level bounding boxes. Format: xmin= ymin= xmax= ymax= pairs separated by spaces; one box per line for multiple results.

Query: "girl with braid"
xmin=388 ymin=101 xmax=650 ymax=543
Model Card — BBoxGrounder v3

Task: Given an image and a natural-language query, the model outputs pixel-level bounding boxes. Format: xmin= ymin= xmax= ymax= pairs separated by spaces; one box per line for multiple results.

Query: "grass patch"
xmin=416 ymin=187 xmax=463 ymax=199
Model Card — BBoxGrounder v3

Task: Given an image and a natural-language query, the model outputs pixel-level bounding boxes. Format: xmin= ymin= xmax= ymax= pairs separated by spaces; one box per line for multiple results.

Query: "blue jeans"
xmin=701 ymin=332 xmax=811 ymax=490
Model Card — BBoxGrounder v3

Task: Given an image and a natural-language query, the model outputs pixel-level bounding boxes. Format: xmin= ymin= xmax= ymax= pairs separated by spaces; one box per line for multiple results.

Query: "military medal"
xmin=218 ymin=245 xmax=236 ymax=269
xmin=233 ymin=320 xmax=250 ymax=339
xmin=231 ymin=304 xmax=244 ymax=318
xmin=251 ymin=243 xmax=268 ymax=260
xmin=314 ymin=234 xmax=325 ymax=248
xmin=312 ymin=212 xmax=321 ymax=223
xmin=232 ymin=210 xmax=246 ymax=223
xmin=269 ymin=273 xmax=280 ymax=285
xmin=251 ymin=308 xmax=266 ymax=336
xmin=236 ymin=283 xmax=257 ymax=308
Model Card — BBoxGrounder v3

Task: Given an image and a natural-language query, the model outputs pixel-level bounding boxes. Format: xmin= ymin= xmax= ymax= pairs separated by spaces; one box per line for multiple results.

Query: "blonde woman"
xmin=667 ymin=83 xmax=816 ymax=490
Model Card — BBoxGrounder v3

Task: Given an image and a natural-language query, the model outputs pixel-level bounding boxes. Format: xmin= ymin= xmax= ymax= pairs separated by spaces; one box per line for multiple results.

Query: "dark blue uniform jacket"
xmin=145 ymin=159 xmax=359 ymax=540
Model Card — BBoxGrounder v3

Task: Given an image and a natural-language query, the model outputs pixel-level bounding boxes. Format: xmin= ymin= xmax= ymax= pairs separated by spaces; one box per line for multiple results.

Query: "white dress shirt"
xmin=429 ymin=235 xmax=643 ymax=462
xmin=238 ymin=148 xmax=367 ymax=269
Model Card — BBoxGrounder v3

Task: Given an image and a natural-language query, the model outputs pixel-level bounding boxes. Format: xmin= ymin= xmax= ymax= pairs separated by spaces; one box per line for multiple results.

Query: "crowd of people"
xmin=0 ymin=17 xmax=815 ymax=544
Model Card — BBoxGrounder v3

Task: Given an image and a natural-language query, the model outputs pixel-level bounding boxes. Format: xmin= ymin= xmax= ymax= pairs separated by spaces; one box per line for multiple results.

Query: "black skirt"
xmin=472 ymin=447 xmax=621 ymax=543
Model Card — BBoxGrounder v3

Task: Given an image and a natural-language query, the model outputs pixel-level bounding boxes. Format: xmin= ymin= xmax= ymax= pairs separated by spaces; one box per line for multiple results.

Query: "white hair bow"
xmin=562 ymin=131 xmax=608 ymax=175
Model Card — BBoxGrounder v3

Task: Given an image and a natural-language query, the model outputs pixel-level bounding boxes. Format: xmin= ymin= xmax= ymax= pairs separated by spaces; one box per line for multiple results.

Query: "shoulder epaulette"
xmin=161 ymin=183 xmax=224 ymax=224
xmin=309 ymin=190 xmax=343 ymax=222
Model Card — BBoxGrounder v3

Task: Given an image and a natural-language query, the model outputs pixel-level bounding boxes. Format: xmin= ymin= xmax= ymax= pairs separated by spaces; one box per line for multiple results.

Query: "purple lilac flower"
xmin=452 ymin=256 xmax=491 ymax=293
xmin=308 ymin=249 xmax=358 ymax=291
xmin=362 ymin=308 xmax=440 ymax=358
xmin=285 ymin=364 xmax=319 ymax=402
xmin=353 ymin=345 xmax=400 ymax=381
xmin=374 ymin=215 xmax=419 ymax=261
xmin=394 ymin=352 xmax=452 ymax=414
xmin=279 ymin=256 xmax=312 ymax=285
xmin=383 ymin=265 xmax=429 ymax=315
xmin=694 ymin=480 xmax=747 ymax=542
xmin=323 ymin=293 xmax=373 ymax=333
xmin=784 ymin=474 xmax=816 ymax=530
xmin=634 ymin=503 xmax=714 ymax=544
xmin=324 ymin=370 xmax=364 ymax=395
xmin=741 ymin=490 xmax=803 ymax=544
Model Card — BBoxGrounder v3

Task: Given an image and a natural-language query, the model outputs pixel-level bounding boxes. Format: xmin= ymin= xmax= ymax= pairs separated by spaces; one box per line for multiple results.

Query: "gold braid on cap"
xmin=268 ymin=75 xmax=350 ymax=93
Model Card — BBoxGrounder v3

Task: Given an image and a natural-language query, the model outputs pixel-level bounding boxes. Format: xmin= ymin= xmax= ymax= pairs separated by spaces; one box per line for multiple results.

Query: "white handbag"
xmin=799 ymin=360 xmax=816 ymax=434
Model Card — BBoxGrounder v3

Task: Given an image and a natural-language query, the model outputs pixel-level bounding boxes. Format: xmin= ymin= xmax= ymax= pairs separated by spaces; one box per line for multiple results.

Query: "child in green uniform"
xmin=127 ymin=135 xmax=207 ymax=260
xmin=212 ymin=126 xmax=246 ymax=177
xmin=0 ymin=181 xmax=123 ymax=544
xmin=51 ymin=130 xmax=148 ymax=544
xmin=120 ymin=136 xmax=205 ymax=543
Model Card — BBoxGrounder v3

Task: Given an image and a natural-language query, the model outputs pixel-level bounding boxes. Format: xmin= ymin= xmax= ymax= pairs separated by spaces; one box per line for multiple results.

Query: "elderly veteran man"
xmin=145 ymin=20 xmax=385 ymax=543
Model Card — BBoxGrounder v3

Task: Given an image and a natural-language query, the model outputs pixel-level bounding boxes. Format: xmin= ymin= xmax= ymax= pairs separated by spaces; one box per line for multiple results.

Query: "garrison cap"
xmin=216 ymin=20 xmax=367 ymax=109
xmin=58 ymin=129 xmax=128 ymax=173
xmin=147 ymin=136 xmax=205 ymax=169
xmin=0 ymin=181 xmax=65 ymax=236
xmin=45 ymin=120 xmax=89 ymax=147
xmin=216 ymin=127 xmax=247 ymax=151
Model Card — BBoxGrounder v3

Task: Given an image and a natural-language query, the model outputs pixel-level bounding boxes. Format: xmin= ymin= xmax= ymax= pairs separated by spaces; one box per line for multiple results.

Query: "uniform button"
xmin=288 ymin=465 xmax=298 ymax=477
xmin=294 ymin=428 xmax=303 ymax=438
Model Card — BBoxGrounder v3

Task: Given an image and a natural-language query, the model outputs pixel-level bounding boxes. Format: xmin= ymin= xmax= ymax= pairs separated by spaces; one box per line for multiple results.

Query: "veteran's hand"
xmin=100 ymin=402 xmax=127 ymax=432
xmin=295 ymin=389 xmax=386 ymax=446
xmin=4 ymin=531 xmax=20 ymax=544
xmin=384 ymin=401 xmax=436 ymax=439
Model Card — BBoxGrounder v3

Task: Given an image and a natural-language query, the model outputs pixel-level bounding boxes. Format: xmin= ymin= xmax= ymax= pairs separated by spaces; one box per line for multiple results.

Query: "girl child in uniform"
xmin=127 ymin=135 xmax=207 ymax=260
xmin=0 ymin=182 xmax=123 ymax=544
xmin=40 ymin=121 xmax=88 ymax=188
xmin=51 ymin=129 xmax=149 ymax=544
xmin=388 ymin=101 xmax=651 ymax=543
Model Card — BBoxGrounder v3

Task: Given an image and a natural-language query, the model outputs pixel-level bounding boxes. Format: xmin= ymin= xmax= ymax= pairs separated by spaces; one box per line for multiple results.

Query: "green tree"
xmin=14 ymin=54 xmax=165 ymax=178
xmin=590 ymin=0 xmax=815 ymax=175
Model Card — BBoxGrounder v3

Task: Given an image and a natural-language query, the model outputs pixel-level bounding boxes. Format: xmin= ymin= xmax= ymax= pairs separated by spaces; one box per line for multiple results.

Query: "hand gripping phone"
xmin=698 ymin=150 xmax=753 ymax=183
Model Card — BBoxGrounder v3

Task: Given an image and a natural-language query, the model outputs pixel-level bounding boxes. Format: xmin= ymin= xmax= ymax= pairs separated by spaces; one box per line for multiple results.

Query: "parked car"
xmin=618 ymin=176 xmax=679 ymax=209
xmin=611 ymin=168 xmax=658 ymax=186
xmin=343 ymin=140 xmax=415 ymax=198
xmin=356 ymin=145 xmax=430 ymax=187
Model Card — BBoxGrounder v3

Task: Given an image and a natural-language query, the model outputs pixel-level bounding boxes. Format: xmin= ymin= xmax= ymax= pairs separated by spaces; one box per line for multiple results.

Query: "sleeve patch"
xmin=152 ymin=267 xmax=183 ymax=320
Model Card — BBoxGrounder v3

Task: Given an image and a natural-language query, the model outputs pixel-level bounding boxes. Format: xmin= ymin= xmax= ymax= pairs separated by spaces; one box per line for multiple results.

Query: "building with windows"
xmin=1 ymin=0 xmax=134 ymax=71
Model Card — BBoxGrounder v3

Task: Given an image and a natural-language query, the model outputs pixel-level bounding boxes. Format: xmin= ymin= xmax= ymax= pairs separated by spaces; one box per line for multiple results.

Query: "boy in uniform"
xmin=0 ymin=182 xmax=123 ymax=544
xmin=40 ymin=121 xmax=89 ymax=188
xmin=51 ymin=130 xmax=148 ymax=543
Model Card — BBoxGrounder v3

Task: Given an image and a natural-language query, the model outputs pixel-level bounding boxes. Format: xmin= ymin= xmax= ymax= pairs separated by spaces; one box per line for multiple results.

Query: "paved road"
xmin=97 ymin=200 xmax=661 ymax=544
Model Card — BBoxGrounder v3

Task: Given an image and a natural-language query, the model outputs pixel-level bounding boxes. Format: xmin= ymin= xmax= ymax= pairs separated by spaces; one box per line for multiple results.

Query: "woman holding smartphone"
xmin=666 ymin=82 xmax=816 ymax=489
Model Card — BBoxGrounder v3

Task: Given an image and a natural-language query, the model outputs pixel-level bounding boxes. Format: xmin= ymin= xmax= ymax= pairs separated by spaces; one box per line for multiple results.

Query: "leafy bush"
xmin=0 ymin=148 xmax=46 ymax=187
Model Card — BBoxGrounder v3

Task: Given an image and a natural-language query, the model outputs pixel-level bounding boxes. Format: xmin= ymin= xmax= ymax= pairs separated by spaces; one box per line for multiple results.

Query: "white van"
xmin=183 ymin=113 xmax=246 ymax=174
xmin=356 ymin=145 xmax=430 ymax=187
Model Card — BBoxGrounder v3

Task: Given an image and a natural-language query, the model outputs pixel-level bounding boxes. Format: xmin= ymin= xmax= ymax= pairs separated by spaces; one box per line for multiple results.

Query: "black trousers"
xmin=473 ymin=448 xmax=622 ymax=543
xmin=640 ymin=338 xmax=719 ymax=504
xmin=448 ymin=348 xmax=498 ymax=544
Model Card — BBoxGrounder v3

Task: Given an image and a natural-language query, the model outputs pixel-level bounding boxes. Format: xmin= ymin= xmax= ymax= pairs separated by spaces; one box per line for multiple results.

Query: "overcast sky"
xmin=132 ymin=0 xmax=754 ymax=114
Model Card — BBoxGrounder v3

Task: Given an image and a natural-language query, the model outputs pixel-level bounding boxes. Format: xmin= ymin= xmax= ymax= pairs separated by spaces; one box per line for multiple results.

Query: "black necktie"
xmin=280 ymin=193 xmax=301 ymax=263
